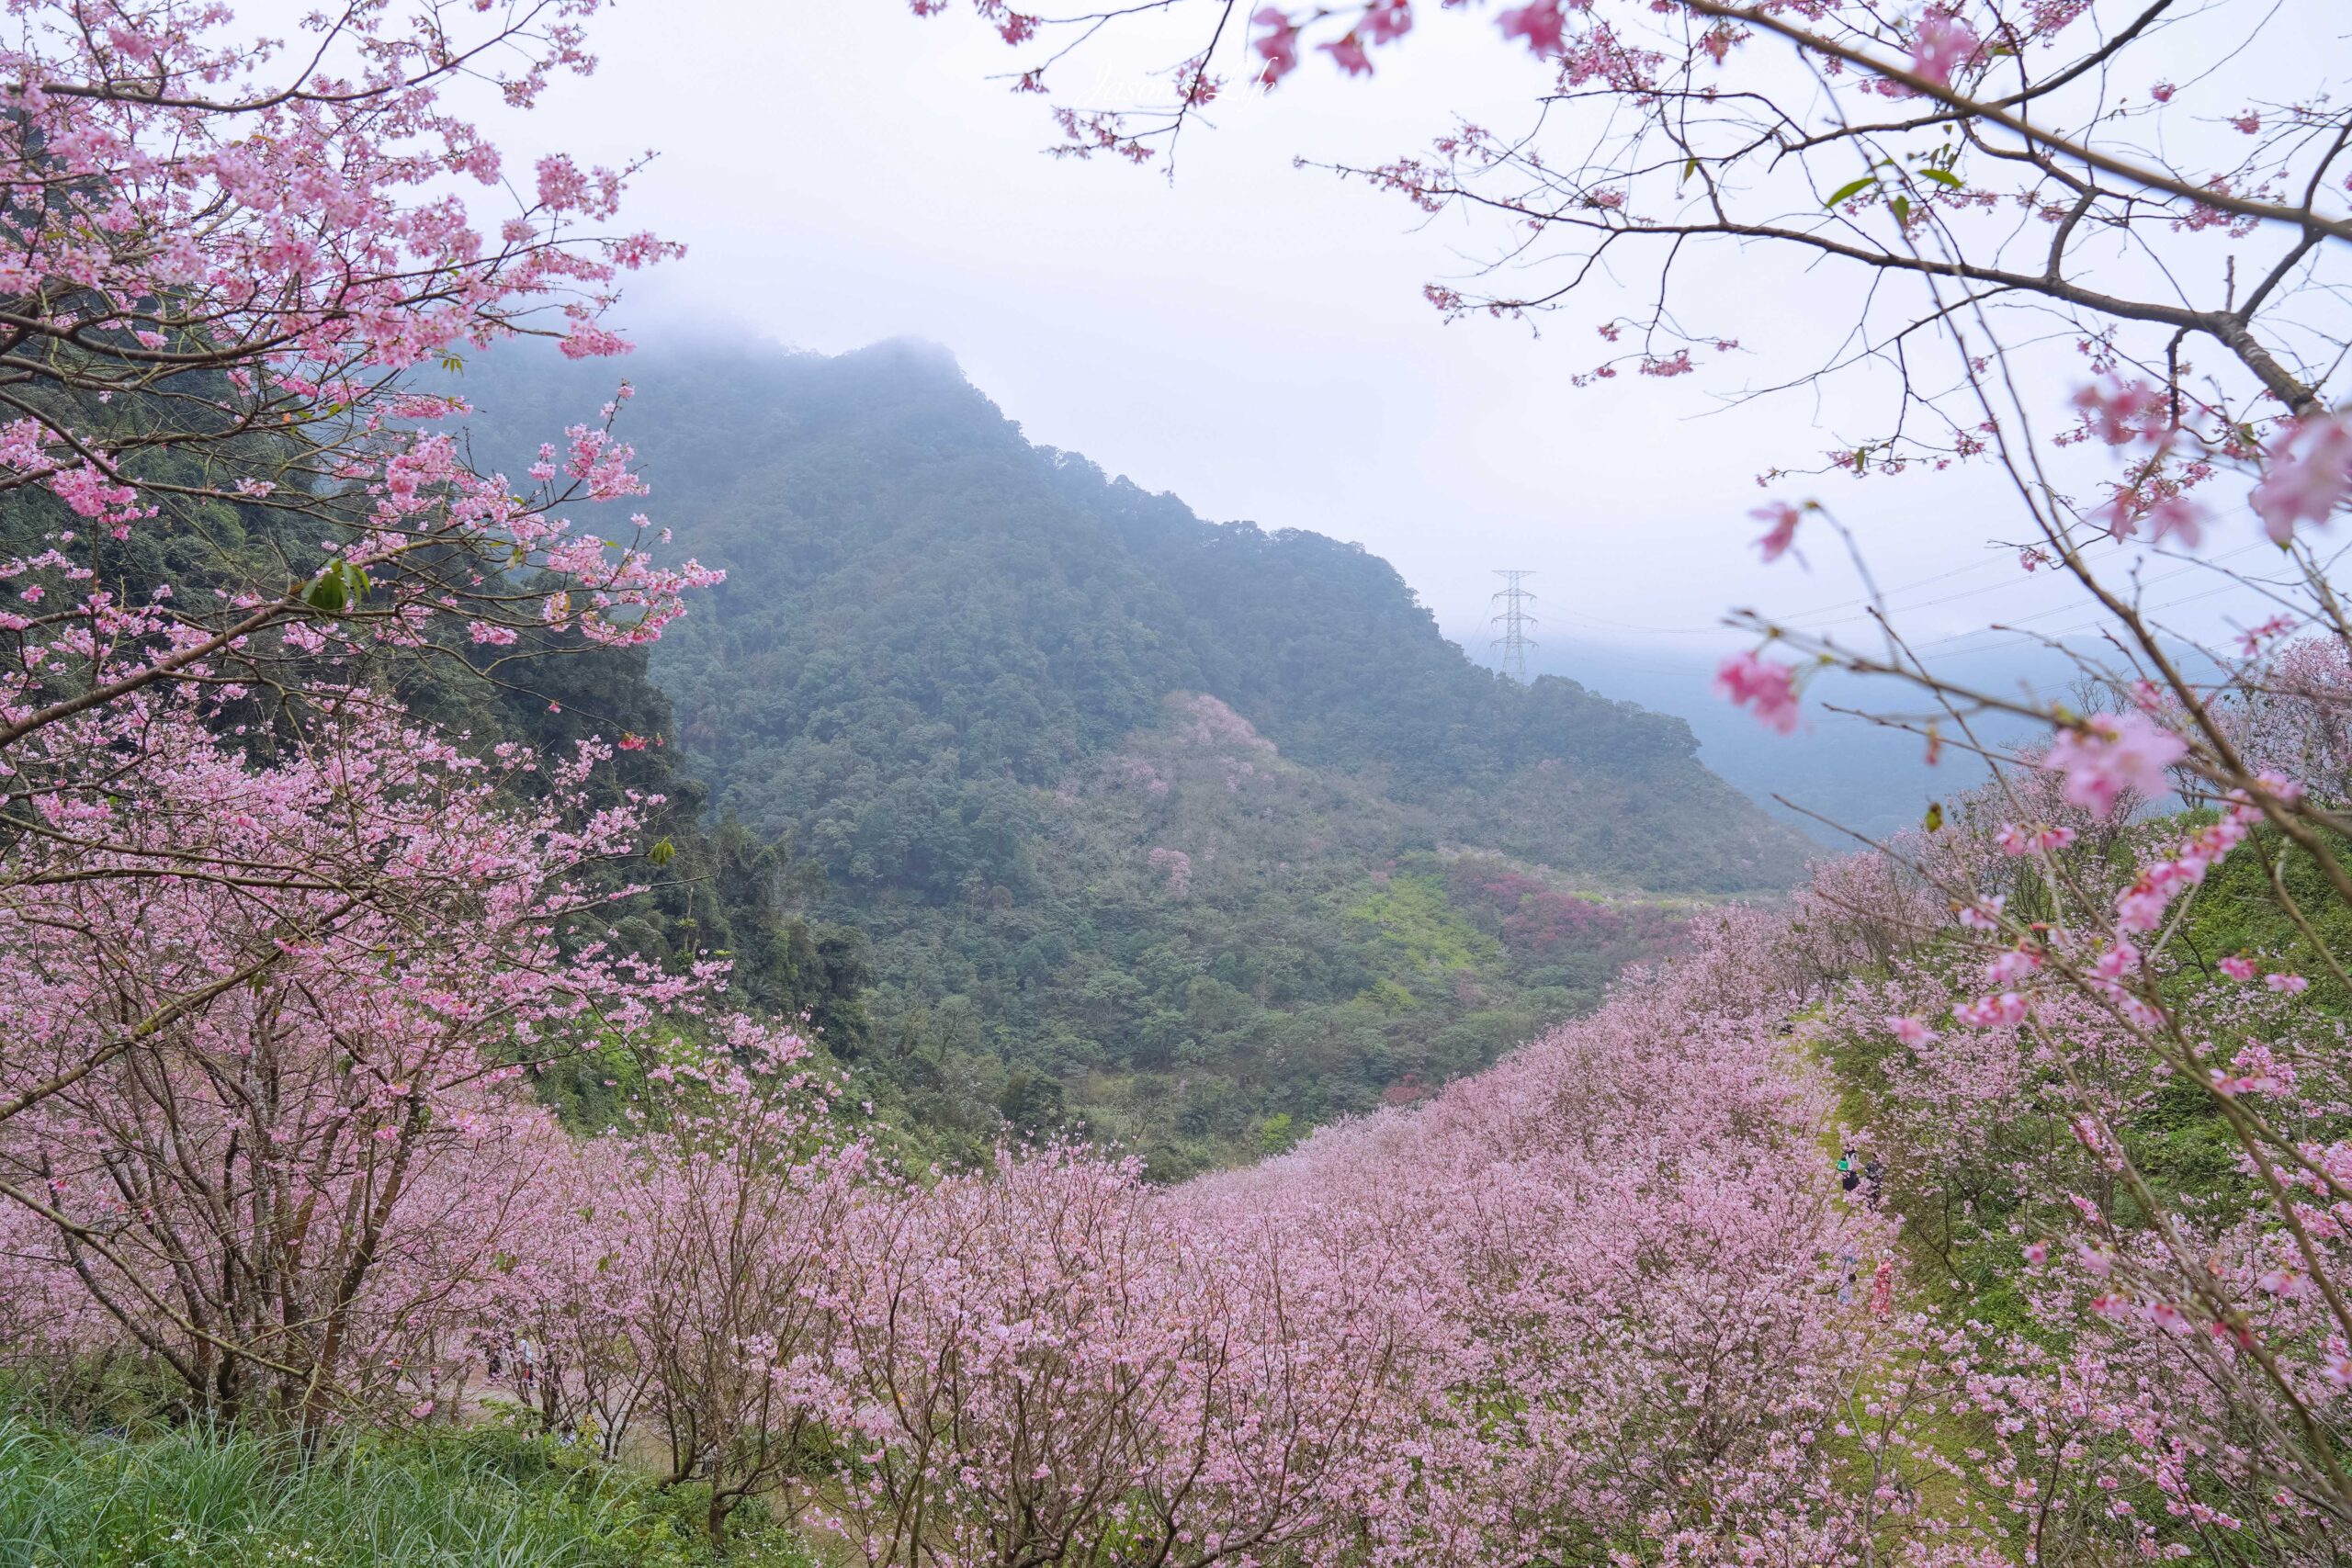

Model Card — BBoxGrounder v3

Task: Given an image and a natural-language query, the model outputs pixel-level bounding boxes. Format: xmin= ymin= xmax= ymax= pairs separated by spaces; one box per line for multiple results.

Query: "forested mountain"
xmin=452 ymin=338 xmax=1810 ymax=1171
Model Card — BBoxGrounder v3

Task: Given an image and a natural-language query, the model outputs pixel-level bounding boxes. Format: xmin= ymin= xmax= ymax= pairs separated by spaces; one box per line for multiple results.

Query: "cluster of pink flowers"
xmin=0 ymin=0 xmax=718 ymax=758
xmin=1751 ymin=500 xmax=1804 ymax=561
xmin=2047 ymin=711 xmax=2188 ymax=817
xmin=1812 ymin=728 xmax=2352 ymax=1559
xmin=0 ymin=690 xmax=718 ymax=1428
xmin=1908 ymin=13 xmax=1980 ymax=86
xmin=1715 ymin=649 xmax=1803 ymax=733
xmin=2252 ymin=412 xmax=2352 ymax=543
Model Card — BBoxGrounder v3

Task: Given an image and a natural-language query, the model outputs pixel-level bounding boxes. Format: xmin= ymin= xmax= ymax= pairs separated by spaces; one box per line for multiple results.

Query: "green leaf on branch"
xmin=302 ymin=559 xmax=368 ymax=614
xmin=1824 ymin=175 xmax=1878 ymax=208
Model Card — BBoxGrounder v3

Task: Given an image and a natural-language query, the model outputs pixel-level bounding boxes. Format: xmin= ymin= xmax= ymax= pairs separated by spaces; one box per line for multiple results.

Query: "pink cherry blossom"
xmin=1714 ymin=649 xmax=1802 ymax=733
xmin=1251 ymin=7 xmax=1302 ymax=82
xmin=1953 ymin=991 xmax=2028 ymax=1029
xmin=1361 ymin=0 xmax=1413 ymax=45
xmin=1321 ymin=32 xmax=1374 ymax=75
xmin=1997 ymin=822 xmax=2076 ymax=855
xmin=1887 ymin=1014 xmax=1937 ymax=1047
xmin=2249 ymin=412 xmax=2352 ymax=543
xmin=2256 ymin=1267 xmax=2310 ymax=1298
xmin=1908 ymin=13 xmax=1978 ymax=86
xmin=1497 ymin=0 xmax=1566 ymax=58
xmin=1956 ymin=894 xmax=2006 ymax=931
xmin=2072 ymin=377 xmax=2172 ymax=446
xmin=1751 ymin=501 xmax=1803 ymax=562
xmin=2046 ymin=712 xmax=2187 ymax=818
xmin=2237 ymin=614 xmax=2299 ymax=656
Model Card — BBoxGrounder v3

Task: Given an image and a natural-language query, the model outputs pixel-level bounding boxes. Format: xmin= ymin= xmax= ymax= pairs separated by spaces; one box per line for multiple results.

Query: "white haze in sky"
xmin=484 ymin=0 xmax=2303 ymax=700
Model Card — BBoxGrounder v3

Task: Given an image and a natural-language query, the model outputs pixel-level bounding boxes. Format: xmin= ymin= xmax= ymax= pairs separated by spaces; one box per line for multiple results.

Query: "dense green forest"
xmin=438 ymin=338 xmax=1807 ymax=1173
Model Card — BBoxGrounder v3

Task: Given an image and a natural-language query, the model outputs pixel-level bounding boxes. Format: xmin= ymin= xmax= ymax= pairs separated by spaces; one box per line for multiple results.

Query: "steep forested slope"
xmin=451 ymin=338 xmax=1807 ymax=1170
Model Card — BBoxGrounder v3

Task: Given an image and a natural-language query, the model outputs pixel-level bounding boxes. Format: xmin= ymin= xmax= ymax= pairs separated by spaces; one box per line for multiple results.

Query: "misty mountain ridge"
xmin=451 ymin=337 xmax=1812 ymax=1168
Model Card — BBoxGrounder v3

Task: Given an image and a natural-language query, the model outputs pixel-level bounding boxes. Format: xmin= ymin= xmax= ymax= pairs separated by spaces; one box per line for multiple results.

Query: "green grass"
xmin=1341 ymin=872 xmax=1504 ymax=996
xmin=2177 ymin=822 xmax=2352 ymax=1010
xmin=0 ymin=1416 xmax=816 ymax=1568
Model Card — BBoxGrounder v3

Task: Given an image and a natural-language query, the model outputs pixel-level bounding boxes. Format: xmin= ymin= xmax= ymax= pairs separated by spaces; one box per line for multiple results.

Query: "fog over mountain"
xmin=1454 ymin=637 xmax=2067 ymax=845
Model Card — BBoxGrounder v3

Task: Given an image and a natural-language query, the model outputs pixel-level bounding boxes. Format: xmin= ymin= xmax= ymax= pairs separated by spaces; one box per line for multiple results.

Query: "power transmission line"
xmin=1491 ymin=570 xmax=1538 ymax=682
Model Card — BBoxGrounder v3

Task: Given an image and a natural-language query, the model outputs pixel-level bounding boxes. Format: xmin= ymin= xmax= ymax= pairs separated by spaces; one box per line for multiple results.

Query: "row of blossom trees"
xmin=8 ymin=686 xmax=2349 ymax=1562
xmin=0 ymin=795 xmax=1896 ymax=1555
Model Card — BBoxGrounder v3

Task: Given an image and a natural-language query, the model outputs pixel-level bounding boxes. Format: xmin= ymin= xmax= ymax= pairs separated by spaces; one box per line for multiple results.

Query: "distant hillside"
xmin=1497 ymin=639 xmax=2028 ymax=846
xmin=453 ymin=338 xmax=1809 ymax=1171
xmin=1462 ymin=638 xmax=2115 ymax=848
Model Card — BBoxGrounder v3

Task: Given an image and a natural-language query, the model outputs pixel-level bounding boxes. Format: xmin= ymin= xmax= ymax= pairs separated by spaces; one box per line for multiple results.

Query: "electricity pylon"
xmin=1490 ymin=570 xmax=1538 ymax=683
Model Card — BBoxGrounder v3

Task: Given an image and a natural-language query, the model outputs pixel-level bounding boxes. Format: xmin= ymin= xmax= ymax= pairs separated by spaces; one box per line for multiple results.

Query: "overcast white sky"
xmin=489 ymin=0 xmax=2305 ymax=671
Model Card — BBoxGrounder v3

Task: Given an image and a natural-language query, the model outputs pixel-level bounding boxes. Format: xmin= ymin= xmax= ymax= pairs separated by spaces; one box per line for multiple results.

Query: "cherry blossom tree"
xmin=0 ymin=0 xmax=716 ymax=765
xmin=489 ymin=1134 xmax=662 ymax=1456
xmin=0 ymin=0 xmax=716 ymax=1224
xmin=618 ymin=1018 xmax=867 ymax=1544
xmin=809 ymin=1142 xmax=1415 ymax=1568
xmin=0 ymin=690 xmax=714 ymax=1436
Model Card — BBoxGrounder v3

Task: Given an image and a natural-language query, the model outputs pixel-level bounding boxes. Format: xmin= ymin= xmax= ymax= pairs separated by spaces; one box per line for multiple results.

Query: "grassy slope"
xmin=0 ymin=1419 xmax=814 ymax=1568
